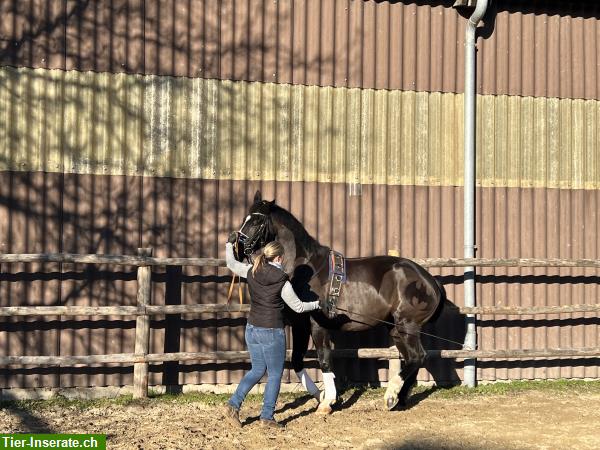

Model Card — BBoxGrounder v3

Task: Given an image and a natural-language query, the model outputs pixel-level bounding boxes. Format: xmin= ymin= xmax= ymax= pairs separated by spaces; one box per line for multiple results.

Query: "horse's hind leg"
xmin=385 ymin=320 xmax=426 ymax=410
xmin=311 ymin=321 xmax=336 ymax=414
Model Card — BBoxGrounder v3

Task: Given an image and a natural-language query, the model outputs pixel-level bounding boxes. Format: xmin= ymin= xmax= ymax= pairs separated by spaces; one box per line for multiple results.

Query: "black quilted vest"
xmin=246 ymin=263 xmax=289 ymax=328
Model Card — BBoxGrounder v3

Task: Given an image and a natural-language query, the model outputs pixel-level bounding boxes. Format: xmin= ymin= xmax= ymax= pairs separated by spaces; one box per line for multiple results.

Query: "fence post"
xmin=133 ymin=248 xmax=153 ymax=398
xmin=388 ymin=353 xmax=401 ymax=381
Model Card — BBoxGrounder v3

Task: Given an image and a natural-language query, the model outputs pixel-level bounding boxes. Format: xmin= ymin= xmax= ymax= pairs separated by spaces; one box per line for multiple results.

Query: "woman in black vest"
xmin=223 ymin=240 xmax=319 ymax=429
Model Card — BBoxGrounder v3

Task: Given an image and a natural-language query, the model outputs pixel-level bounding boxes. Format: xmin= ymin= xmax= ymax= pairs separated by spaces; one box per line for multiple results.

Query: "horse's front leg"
xmin=311 ymin=320 xmax=336 ymax=414
xmin=291 ymin=314 xmax=320 ymax=400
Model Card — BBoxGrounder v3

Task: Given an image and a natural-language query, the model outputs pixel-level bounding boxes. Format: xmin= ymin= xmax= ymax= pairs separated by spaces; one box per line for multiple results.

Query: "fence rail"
xmin=1 ymin=303 xmax=600 ymax=317
xmin=2 ymin=347 xmax=599 ymax=367
xmin=3 ymin=253 xmax=600 ymax=269
xmin=1 ymin=250 xmax=599 ymax=397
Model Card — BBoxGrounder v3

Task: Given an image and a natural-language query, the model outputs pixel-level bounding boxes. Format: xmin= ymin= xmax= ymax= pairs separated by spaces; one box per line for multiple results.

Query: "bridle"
xmin=227 ymin=211 xmax=272 ymax=306
xmin=236 ymin=212 xmax=272 ymax=261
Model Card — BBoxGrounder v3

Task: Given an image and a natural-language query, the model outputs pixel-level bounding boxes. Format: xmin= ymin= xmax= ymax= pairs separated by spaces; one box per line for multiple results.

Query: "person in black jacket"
xmin=223 ymin=240 xmax=319 ymax=429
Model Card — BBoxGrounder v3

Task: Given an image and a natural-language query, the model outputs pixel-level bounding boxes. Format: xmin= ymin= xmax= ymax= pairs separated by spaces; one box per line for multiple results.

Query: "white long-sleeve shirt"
xmin=225 ymin=243 xmax=319 ymax=314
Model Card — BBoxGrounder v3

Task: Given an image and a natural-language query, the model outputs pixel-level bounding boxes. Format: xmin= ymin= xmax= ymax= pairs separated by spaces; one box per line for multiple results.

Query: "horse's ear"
xmin=253 ymin=190 xmax=262 ymax=204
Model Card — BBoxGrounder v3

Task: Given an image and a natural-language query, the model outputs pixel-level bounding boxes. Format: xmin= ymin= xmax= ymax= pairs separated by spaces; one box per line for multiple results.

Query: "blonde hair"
xmin=252 ymin=241 xmax=284 ymax=275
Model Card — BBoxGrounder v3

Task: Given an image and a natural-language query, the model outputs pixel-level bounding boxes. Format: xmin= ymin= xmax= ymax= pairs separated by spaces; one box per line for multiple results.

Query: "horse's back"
xmin=345 ymin=255 xmax=442 ymax=326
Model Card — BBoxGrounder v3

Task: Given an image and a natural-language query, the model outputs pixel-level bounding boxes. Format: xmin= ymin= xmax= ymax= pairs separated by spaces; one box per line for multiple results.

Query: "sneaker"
xmin=224 ymin=404 xmax=242 ymax=428
xmin=260 ymin=418 xmax=284 ymax=429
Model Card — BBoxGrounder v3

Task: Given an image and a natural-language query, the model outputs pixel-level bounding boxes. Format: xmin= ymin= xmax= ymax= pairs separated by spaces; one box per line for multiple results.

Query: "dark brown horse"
xmin=232 ymin=191 xmax=445 ymax=413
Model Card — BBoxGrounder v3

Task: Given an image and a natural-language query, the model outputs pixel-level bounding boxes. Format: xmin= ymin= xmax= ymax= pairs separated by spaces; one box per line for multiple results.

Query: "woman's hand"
xmin=320 ymin=296 xmax=336 ymax=319
xmin=228 ymin=231 xmax=239 ymax=244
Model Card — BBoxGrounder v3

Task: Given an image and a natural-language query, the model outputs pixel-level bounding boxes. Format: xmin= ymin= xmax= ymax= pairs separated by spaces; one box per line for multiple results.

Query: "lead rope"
xmin=226 ymin=274 xmax=244 ymax=305
xmin=333 ymin=306 xmax=468 ymax=348
xmin=226 ymin=240 xmax=244 ymax=306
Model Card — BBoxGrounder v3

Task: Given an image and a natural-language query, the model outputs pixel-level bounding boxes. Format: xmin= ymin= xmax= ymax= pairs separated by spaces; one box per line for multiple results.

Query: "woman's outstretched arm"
xmin=225 ymin=242 xmax=252 ymax=278
xmin=281 ymin=282 xmax=319 ymax=313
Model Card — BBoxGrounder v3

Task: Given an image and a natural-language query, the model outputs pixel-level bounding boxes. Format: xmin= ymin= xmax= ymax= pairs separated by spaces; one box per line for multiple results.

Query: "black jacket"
xmin=246 ymin=263 xmax=289 ymax=328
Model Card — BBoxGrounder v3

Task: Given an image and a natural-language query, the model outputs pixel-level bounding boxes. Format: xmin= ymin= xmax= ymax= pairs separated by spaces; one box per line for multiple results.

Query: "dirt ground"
xmin=1 ymin=386 xmax=599 ymax=450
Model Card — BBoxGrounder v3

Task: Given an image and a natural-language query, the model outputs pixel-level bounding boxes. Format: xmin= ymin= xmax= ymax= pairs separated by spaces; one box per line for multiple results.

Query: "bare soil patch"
xmin=1 ymin=385 xmax=599 ymax=449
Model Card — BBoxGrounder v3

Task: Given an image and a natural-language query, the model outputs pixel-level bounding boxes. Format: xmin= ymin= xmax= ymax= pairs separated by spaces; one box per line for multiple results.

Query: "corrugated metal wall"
xmin=2 ymin=177 xmax=597 ymax=386
xmin=1 ymin=1 xmax=599 ymax=98
xmin=0 ymin=0 xmax=599 ymax=389
xmin=1 ymin=66 xmax=599 ymax=189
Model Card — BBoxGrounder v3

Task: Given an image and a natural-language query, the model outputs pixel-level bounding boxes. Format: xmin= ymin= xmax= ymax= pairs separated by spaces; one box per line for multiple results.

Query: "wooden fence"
xmin=1 ymin=250 xmax=599 ymax=397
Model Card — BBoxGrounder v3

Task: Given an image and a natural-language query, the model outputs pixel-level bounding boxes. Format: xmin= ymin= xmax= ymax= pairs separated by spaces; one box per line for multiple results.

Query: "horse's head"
xmin=230 ymin=190 xmax=277 ymax=261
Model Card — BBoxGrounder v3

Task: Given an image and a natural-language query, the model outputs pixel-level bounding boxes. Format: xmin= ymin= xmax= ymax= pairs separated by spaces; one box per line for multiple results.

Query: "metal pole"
xmin=463 ymin=0 xmax=489 ymax=388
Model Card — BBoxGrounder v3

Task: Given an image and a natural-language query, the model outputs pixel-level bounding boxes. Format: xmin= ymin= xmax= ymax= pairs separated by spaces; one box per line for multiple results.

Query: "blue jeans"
xmin=228 ymin=324 xmax=286 ymax=420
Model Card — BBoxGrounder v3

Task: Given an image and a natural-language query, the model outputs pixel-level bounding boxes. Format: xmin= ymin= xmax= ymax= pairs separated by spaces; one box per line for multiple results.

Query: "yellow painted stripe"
xmin=0 ymin=66 xmax=598 ymax=189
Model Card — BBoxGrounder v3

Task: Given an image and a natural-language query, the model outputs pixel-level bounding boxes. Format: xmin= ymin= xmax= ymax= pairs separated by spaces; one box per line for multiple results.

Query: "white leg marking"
xmin=295 ymin=369 xmax=320 ymax=399
xmin=316 ymin=372 xmax=337 ymax=415
xmin=384 ymin=375 xmax=403 ymax=410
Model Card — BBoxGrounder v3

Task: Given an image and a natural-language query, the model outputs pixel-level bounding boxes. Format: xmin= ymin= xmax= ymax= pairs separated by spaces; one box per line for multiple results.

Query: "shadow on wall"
xmin=0 ymin=0 xmax=339 ymax=320
xmin=0 ymin=0 xmax=599 ymax=392
xmin=325 ymin=294 xmax=465 ymax=389
xmin=422 ymin=298 xmax=466 ymax=387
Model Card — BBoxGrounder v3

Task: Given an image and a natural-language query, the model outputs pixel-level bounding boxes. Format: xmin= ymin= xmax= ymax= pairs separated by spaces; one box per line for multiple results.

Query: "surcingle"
xmin=325 ymin=250 xmax=346 ymax=317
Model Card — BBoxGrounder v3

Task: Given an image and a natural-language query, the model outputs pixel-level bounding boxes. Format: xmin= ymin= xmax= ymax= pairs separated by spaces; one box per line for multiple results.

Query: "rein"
xmin=333 ymin=305 xmax=468 ymax=348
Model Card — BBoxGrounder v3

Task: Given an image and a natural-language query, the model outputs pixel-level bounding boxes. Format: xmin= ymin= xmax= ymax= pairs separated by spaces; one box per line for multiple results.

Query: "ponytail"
xmin=251 ymin=254 xmax=266 ymax=275
xmin=251 ymin=241 xmax=285 ymax=275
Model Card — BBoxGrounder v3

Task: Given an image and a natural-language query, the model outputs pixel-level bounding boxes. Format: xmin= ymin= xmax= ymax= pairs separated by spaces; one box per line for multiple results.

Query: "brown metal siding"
xmin=1 ymin=1 xmax=599 ymax=99
xmin=1 ymin=175 xmax=599 ymax=387
xmin=1 ymin=0 xmax=599 ymax=389
xmin=2 ymin=66 xmax=599 ymax=190
xmin=476 ymin=187 xmax=600 ymax=382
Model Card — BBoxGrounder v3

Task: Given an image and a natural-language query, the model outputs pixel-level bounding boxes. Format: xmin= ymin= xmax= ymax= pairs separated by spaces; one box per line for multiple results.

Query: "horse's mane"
xmin=270 ymin=204 xmax=323 ymax=254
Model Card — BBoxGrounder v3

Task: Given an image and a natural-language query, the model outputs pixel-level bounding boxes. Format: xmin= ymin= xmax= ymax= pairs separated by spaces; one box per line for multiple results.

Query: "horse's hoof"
xmin=316 ymin=398 xmax=334 ymax=415
xmin=385 ymin=395 xmax=399 ymax=411
xmin=316 ymin=404 xmax=333 ymax=415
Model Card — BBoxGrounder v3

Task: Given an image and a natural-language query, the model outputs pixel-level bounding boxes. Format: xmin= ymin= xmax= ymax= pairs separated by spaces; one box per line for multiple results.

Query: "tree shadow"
xmin=0 ymin=402 xmax=55 ymax=433
xmin=0 ymin=0 xmax=599 ymax=395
